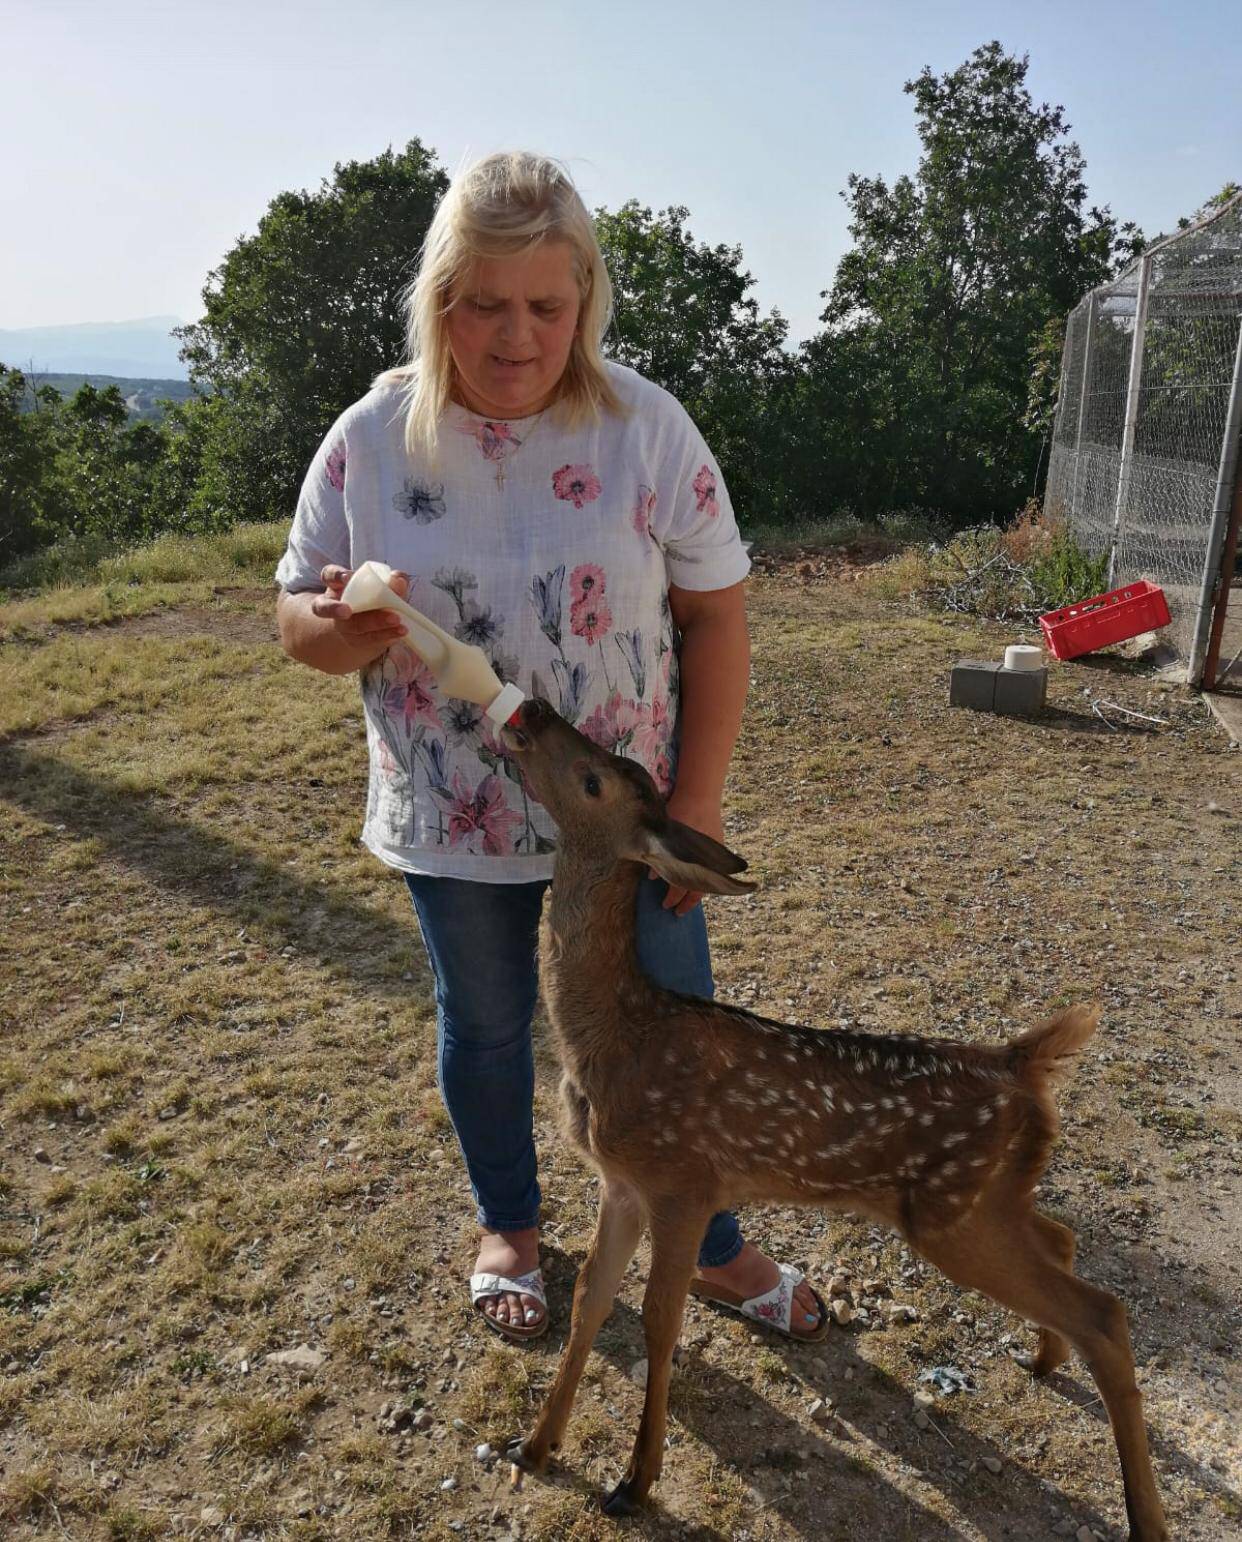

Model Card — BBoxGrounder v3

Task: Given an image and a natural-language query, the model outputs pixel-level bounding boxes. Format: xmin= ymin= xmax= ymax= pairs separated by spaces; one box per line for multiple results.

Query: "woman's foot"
xmin=474 ymin=1227 xmax=545 ymax=1332
xmin=695 ymin=1241 xmax=825 ymax=1335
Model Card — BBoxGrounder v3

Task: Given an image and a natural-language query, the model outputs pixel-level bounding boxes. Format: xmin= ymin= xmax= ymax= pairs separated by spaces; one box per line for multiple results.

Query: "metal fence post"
xmin=1070 ymin=290 xmax=1097 ymax=515
xmin=1187 ymin=317 xmax=1242 ymax=687
xmin=1107 ymin=254 xmax=1152 ymax=588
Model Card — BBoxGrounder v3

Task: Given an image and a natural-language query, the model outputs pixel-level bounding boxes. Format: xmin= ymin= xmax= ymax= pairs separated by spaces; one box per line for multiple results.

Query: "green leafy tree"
xmin=804 ymin=42 xmax=1141 ymax=522
xmin=595 ymin=202 xmax=796 ymax=522
xmin=0 ymin=366 xmax=62 ymax=562
xmin=177 ymin=140 xmax=449 ymax=523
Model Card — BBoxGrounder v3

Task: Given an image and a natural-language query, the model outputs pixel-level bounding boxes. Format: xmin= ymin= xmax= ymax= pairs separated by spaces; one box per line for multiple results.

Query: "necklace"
xmin=456 ymin=405 xmax=549 ymax=491
xmin=488 ymin=409 xmax=547 ymax=491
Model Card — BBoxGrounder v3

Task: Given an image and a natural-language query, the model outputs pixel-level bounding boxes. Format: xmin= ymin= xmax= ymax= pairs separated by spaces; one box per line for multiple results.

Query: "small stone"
xmin=451 ymin=1416 xmax=468 ymax=1431
xmin=440 ymin=1476 xmax=458 ymax=1491
xmin=343 ymin=1137 xmax=364 ymax=1153
xmin=887 ymin=1303 xmax=919 ymax=1325
xmin=413 ymin=1411 xmax=433 ymax=1431
xmin=266 ymin=1344 xmax=326 ymax=1371
xmin=630 ymin=1357 xmax=649 ymax=1387
xmin=1076 ymin=1528 xmax=1099 ymax=1542
xmin=982 ymin=1456 xmax=1002 ymax=1474
xmin=475 ymin=1442 xmax=493 ymax=1462
xmin=828 ymin=1274 xmax=851 ymax=1299
xmin=831 ymin=1299 xmax=853 ymax=1326
xmin=33 ymin=1147 xmax=51 ymax=1164
xmin=913 ymin=1410 xmax=931 ymax=1430
xmin=200 ymin=1506 xmax=225 ymax=1526
xmin=808 ymin=1398 xmax=833 ymax=1426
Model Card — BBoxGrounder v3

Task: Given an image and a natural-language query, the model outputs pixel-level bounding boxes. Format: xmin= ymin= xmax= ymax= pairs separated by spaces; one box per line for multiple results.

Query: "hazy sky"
xmin=5 ymin=0 xmax=1239 ymax=346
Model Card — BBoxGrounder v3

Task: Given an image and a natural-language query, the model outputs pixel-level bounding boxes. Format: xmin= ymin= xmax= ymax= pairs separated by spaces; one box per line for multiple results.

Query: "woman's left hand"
xmin=650 ymin=790 xmax=725 ymax=916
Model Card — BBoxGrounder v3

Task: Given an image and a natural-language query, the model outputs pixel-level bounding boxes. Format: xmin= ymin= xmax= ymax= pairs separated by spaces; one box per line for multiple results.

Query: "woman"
xmin=275 ymin=152 xmax=826 ymax=1343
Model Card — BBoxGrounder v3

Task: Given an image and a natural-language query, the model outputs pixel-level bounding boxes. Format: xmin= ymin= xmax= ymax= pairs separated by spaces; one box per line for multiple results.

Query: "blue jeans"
xmin=404 ymin=872 xmax=744 ymax=1269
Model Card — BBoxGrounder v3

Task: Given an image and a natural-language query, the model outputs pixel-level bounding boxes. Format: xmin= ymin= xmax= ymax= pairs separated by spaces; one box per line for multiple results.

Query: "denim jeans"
xmin=404 ymin=871 xmax=744 ymax=1269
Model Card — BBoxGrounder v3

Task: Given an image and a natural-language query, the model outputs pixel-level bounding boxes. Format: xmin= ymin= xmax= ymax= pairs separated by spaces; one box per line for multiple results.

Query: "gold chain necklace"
xmin=488 ymin=409 xmax=547 ymax=491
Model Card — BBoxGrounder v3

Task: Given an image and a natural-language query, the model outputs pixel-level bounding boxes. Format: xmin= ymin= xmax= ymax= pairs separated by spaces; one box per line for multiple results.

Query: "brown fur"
xmin=502 ymin=700 xmax=1168 ymax=1539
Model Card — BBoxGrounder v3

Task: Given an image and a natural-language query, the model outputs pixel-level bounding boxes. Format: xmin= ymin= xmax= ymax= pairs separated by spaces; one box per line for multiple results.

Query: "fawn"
xmin=499 ymin=698 xmax=1167 ymax=1540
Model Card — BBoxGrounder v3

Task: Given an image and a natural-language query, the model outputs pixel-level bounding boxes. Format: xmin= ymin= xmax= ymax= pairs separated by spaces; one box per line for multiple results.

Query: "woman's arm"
xmin=661 ymin=579 xmax=750 ymax=913
xmin=276 ymin=565 xmax=410 ymax=676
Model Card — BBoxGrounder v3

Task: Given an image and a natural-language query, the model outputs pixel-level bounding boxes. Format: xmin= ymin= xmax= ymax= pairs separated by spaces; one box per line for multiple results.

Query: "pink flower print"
xmin=569 ymin=562 xmax=606 ymax=605
xmin=325 ymin=444 xmax=346 ymax=491
xmin=383 ymin=661 xmax=439 ymax=731
xmin=461 ymin=419 xmax=520 ymax=461
xmin=651 ymin=750 xmax=674 ymax=797
xmin=377 ymin=738 xmax=399 ymax=783
xmin=431 ymin=769 xmax=524 ymax=855
xmin=579 ymin=692 xmax=639 ymax=753
xmin=552 ymin=463 xmax=602 ymax=509
xmin=570 ymin=593 xmax=613 ymax=646
xmin=629 ymin=694 xmax=671 ymax=761
xmin=633 ymin=484 xmax=657 ymax=538
xmin=692 ymin=464 xmax=719 ymax=517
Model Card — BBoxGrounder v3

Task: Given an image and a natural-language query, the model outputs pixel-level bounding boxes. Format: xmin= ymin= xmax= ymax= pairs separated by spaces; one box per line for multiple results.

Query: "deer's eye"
xmin=584 ymin=773 xmax=602 ymax=798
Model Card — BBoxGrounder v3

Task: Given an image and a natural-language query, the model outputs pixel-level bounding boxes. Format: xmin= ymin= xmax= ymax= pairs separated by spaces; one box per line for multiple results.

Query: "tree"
xmin=176 ymin=140 xmax=449 ymax=524
xmin=804 ymin=42 xmax=1141 ymax=522
xmin=595 ymin=202 xmax=796 ymax=522
xmin=0 ymin=366 xmax=58 ymax=562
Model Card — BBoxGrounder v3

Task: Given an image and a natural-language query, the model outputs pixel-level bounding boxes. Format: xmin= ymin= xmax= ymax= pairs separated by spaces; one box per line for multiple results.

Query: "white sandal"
xmin=690 ymin=1261 xmax=830 ymax=1341
xmin=470 ymin=1269 xmax=549 ymax=1342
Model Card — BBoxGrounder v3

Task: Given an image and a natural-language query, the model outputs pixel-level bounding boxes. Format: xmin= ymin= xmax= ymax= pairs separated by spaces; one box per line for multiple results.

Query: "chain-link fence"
xmin=1045 ymin=192 xmax=1242 ymax=687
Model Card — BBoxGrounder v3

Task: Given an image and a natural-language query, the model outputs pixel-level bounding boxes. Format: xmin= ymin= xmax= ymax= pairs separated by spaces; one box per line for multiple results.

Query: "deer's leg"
xmin=510 ymin=1180 xmax=644 ymax=1474
xmin=1020 ymin=1212 xmax=1077 ymax=1377
xmin=603 ymin=1197 xmax=708 ymax=1517
xmin=919 ymin=1211 xmax=1167 ymax=1542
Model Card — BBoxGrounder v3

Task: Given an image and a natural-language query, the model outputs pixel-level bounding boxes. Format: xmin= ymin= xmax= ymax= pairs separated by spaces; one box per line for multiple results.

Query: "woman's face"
xmin=445 ymin=240 xmax=583 ymax=420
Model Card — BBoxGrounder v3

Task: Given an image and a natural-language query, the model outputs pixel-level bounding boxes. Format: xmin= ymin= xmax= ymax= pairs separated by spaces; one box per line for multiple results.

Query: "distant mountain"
xmin=0 ymin=316 xmax=189 ymax=380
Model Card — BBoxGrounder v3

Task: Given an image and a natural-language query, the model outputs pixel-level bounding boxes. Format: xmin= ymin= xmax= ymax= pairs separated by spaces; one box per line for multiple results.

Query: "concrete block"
xmin=949 ymin=661 xmax=1000 ymax=711
xmin=993 ymin=666 xmax=1048 ymax=716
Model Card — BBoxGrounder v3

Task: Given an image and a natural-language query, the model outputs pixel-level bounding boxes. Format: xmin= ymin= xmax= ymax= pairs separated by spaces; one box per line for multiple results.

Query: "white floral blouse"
xmin=275 ymin=361 xmax=751 ymax=882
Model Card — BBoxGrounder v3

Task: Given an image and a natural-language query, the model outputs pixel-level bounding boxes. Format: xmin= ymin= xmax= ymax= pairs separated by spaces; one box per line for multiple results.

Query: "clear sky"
xmin=4 ymin=0 xmax=1239 ymax=346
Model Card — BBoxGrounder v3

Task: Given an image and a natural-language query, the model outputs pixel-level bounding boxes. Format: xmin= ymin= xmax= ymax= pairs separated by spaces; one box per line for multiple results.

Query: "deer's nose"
xmin=518 ymin=698 xmax=554 ymax=731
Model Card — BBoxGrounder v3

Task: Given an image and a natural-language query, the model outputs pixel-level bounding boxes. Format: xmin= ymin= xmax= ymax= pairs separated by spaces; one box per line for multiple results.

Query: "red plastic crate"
xmin=1039 ymin=581 xmax=1171 ymax=661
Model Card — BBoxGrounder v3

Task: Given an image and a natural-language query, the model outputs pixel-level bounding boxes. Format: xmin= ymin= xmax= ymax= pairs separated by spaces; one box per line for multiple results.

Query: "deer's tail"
xmin=1007 ymin=1004 xmax=1099 ymax=1088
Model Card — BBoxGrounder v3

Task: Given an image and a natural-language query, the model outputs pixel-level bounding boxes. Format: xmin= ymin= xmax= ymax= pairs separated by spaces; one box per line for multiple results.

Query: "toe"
xmin=519 ymin=1292 xmax=544 ymax=1327
xmin=793 ymin=1282 xmax=823 ymax=1331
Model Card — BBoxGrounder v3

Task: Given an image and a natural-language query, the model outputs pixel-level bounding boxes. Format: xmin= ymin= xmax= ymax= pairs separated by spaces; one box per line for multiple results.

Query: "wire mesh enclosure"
xmin=1044 ymin=193 xmax=1242 ymax=688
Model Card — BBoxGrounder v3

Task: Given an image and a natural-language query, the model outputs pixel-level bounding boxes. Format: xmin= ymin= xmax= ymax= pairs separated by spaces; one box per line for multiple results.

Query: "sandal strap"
xmin=737 ymin=1262 xmax=803 ymax=1334
xmin=470 ymin=1270 xmax=546 ymax=1309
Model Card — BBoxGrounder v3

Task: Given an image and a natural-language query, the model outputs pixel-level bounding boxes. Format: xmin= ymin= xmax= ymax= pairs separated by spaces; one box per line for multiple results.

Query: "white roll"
xmin=1004 ymin=644 xmax=1044 ymax=672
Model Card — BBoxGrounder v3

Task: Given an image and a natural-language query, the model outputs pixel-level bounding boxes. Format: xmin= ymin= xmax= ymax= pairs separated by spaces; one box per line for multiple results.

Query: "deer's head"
xmin=502 ymin=698 xmax=755 ymax=897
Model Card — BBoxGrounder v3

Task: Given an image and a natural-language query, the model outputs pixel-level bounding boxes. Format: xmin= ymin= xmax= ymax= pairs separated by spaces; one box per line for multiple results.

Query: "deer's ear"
xmin=628 ymin=818 xmax=756 ymax=896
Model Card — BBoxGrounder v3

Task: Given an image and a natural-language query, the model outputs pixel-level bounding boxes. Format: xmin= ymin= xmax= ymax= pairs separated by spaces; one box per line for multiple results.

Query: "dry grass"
xmin=0 ymin=546 xmax=1239 ymax=1540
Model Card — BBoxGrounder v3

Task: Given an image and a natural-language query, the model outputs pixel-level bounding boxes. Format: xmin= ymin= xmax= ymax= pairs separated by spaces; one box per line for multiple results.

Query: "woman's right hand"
xmin=311 ymin=564 xmax=410 ymax=649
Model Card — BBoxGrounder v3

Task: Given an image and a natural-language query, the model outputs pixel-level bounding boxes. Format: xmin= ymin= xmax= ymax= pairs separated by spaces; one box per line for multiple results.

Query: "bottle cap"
xmin=485 ymin=682 xmax=526 ymax=727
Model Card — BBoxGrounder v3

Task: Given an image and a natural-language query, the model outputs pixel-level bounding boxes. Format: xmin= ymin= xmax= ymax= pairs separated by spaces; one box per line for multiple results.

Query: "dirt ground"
xmin=1 ymin=559 xmax=1239 ymax=1541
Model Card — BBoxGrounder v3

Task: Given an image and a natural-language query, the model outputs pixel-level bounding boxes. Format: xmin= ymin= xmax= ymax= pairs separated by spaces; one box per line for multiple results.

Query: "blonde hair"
xmin=374 ymin=151 xmax=623 ymax=457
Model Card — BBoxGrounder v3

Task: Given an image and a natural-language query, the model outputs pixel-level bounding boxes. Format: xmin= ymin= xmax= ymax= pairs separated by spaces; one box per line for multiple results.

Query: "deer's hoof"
xmin=601 ymin=1478 xmax=641 ymax=1517
xmin=505 ymin=1436 xmax=545 ymax=1474
xmin=1011 ymin=1348 xmax=1062 ymax=1380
